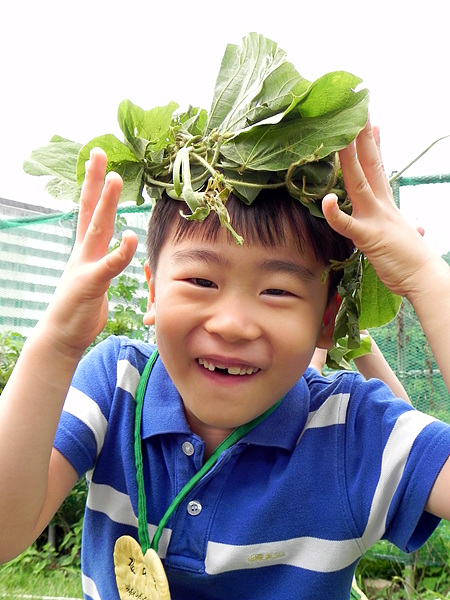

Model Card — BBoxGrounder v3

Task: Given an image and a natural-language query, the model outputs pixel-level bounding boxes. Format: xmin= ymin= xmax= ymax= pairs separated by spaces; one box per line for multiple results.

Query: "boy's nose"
xmin=204 ymin=297 xmax=262 ymax=343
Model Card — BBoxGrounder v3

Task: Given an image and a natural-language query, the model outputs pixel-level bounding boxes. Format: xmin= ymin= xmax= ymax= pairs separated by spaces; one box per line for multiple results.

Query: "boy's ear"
xmin=143 ymin=261 xmax=156 ymax=326
xmin=316 ymin=294 xmax=340 ymax=350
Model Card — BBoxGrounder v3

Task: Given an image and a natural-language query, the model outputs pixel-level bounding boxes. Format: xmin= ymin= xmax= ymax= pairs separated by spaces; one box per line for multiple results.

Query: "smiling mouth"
xmin=198 ymin=358 xmax=260 ymax=376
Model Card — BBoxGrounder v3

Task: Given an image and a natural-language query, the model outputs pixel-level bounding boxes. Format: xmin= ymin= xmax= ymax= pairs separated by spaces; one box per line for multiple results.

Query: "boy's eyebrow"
xmin=172 ymin=249 xmax=318 ymax=282
xmin=257 ymin=258 xmax=317 ymax=282
xmin=171 ymin=248 xmax=231 ymax=267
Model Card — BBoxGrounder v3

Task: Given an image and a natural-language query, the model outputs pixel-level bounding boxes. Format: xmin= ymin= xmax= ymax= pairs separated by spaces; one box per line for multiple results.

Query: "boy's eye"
xmin=189 ymin=278 xmax=216 ymax=288
xmin=263 ymin=288 xmax=288 ymax=296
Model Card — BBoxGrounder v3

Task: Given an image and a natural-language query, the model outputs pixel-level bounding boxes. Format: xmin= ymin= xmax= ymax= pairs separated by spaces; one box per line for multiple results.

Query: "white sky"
xmin=1 ymin=0 xmax=449 ymax=253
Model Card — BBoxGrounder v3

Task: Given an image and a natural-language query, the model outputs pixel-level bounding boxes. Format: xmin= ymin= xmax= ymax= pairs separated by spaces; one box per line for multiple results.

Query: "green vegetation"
xmin=356 ymin=519 xmax=450 ymax=598
xmin=0 ymin=331 xmax=25 ymax=395
xmin=0 ymin=565 xmax=82 ymax=599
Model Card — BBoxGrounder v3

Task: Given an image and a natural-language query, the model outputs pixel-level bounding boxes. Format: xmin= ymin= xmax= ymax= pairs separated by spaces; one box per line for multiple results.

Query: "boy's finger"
xmin=353 ymin=121 xmax=390 ymax=201
xmin=371 ymin=125 xmax=393 ymax=200
xmin=101 ymin=230 xmax=139 ymax=282
xmin=76 ymin=148 xmax=108 ymax=243
xmin=80 ymin=171 xmax=123 ymax=261
xmin=338 ymin=141 xmax=375 ymax=213
xmin=339 ymin=122 xmax=390 ymax=213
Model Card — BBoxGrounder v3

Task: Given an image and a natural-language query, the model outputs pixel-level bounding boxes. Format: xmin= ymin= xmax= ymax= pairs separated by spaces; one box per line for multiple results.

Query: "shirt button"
xmin=187 ymin=500 xmax=202 ymax=516
xmin=182 ymin=441 xmax=195 ymax=456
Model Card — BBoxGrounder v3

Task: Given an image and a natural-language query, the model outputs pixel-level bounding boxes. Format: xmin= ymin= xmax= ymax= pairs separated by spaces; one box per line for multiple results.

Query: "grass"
xmin=0 ymin=559 xmax=82 ymax=599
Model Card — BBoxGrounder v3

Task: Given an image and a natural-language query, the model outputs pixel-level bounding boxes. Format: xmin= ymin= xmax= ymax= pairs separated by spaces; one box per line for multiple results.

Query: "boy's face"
xmin=144 ymin=222 xmax=336 ymax=442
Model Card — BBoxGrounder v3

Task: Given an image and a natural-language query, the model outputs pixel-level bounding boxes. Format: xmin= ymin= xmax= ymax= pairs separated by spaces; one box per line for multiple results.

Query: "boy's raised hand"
xmin=322 ymin=121 xmax=435 ymax=300
xmin=42 ymin=149 xmax=138 ymax=358
xmin=323 ymin=120 xmax=450 ymax=394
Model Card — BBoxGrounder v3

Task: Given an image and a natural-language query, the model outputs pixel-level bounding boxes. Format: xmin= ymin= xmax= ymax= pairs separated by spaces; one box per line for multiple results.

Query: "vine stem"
xmin=190 ymin=152 xmax=286 ymax=191
xmin=389 ymin=134 xmax=450 ymax=183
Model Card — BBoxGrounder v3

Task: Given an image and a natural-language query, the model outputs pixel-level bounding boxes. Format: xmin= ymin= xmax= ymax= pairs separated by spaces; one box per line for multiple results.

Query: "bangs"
xmin=171 ymin=190 xmax=354 ymax=266
xmin=173 ymin=193 xmax=301 ymax=249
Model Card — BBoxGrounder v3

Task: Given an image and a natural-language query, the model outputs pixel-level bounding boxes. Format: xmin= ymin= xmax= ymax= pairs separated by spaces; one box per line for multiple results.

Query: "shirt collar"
xmin=141 ymin=355 xmax=311 ymax=451
xmin=240 ymin=377 xmax=311 ymax=451
xmin=141 ymin=357 xmax=192 ymax=438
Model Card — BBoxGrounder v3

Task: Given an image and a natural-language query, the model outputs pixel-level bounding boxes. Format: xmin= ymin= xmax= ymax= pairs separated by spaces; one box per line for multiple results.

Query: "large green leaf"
xmin=205 ymin=32 xmax=310 ymax=134
xmin=296 ymin=72 xmax=364 ymax=118
xmin=219 ymin=87 xmax=369 ymax=173
xmin=359 ymin=260 xmax=402 ymax=329
xmin=117 ymin=99 xmax=179 ymax=159
xmin=23 ymin=135 xmax=83 ymax=202
xmin=76 ymin=134 xmax=145 ymax=204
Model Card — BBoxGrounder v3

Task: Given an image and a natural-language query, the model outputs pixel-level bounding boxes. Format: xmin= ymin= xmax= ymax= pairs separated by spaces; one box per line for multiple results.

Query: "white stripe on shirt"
xmin=205 ymin=535 xmax=363 ymax=574
xmin=81 ymin=574 xmax=101 ymax=600
xmin=87 ymin=482 xmax=139 ymax=528
xmin=296 ymin=393 xmax=350 ymax=445
xmin=362 ymin=410 xmax=437 ymax=549
xmin=117 ymin=359 xmax=140 ymax=396
xmin=63 ymin=387 xmax=107 ymax=457
xmin=86 ymin=481 xmax=172 ymax=557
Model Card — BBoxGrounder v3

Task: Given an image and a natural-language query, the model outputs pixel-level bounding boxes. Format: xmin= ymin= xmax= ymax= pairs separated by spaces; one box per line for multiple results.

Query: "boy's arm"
xmin=352 ymin=333 xmax=411 ymax=404
xmin=322 ymin=121 xmax=450 ymax=520
xmin=310 ymin=333 xmax=411 ymax=404
xmin=0 ymin=150 xmax=138 ymax=562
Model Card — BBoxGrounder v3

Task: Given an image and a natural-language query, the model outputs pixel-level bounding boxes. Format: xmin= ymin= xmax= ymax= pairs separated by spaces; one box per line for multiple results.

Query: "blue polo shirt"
xmin=54 ymin=336 xmax=450 ymax=600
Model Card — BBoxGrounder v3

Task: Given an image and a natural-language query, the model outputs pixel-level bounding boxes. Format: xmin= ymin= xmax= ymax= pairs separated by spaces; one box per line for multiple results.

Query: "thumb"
xmin=322 ymin=193 xmax=354 ymax=240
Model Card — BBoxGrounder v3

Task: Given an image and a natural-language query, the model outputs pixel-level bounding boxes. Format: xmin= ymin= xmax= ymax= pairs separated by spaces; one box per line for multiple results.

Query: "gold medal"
xmin=114 ymin=535 xmax=171 ymax=600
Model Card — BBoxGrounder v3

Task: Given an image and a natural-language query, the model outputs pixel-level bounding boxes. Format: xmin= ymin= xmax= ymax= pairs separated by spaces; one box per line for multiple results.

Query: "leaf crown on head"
xmin=24 ymin=32 xmax=401 ymax=366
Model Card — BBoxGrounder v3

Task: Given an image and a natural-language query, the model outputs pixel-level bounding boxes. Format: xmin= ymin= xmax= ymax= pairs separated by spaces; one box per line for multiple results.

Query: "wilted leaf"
xmin=327 ymin=333 xmax=372 ymax=371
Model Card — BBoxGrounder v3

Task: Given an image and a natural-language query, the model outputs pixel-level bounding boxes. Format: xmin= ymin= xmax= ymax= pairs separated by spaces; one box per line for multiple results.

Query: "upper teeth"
xmin=198 ymin=358 xmax=259 ymax=376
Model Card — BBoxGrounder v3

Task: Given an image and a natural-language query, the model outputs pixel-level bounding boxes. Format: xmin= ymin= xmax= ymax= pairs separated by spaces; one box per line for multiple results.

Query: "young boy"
xmin=1 ymin=121 xmax=450 ymax=600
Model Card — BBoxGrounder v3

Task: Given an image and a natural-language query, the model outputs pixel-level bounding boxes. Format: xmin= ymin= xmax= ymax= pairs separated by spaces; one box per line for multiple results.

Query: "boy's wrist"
xmin=32 ymin=316 xmax=89 ymax=366
xmin=404 ymin=254 xmax=450 ymax=308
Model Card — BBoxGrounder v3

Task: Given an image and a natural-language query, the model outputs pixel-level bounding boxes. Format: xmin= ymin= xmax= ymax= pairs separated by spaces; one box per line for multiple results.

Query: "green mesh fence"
xmin=0 ymin=204 xmax=152 ymax=338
